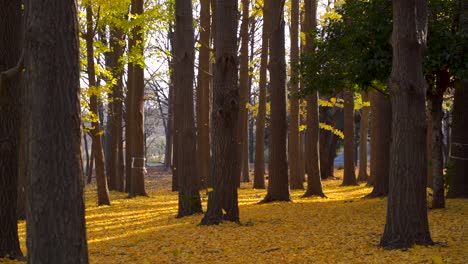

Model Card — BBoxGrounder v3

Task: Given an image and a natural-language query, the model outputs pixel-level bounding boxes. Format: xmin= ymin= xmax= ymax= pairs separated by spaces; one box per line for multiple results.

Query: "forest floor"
xmin=3 ymin=168 xmax=467 ymax=264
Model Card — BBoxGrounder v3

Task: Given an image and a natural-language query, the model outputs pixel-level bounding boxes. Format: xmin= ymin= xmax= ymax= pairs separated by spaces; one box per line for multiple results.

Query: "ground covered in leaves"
xmin=3 ymin=168 xmax=467 ymax=263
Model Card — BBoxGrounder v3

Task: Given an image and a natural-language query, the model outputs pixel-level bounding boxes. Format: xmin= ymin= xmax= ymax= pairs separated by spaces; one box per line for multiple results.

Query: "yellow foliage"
xmin=4 ymin=170 xmax=467 ymax=264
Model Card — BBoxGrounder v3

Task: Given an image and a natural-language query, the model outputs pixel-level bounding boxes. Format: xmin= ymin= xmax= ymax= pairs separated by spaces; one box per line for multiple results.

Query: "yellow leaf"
xmin=432 ymin=255 xmax=443 ymax=264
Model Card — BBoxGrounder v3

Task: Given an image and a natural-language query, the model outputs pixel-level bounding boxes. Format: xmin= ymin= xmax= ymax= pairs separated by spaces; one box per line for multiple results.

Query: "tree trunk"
xmin=303 ymin=0 xmax=325 ymax=197
xmin=288 ymin=0 xmax=303 ymax=190
xmin=200 ymin=0 xmax=240 ymax=225
xmin=129 ymin=0 xmax=147 ymax=197
xmin=237 ymin=0 xmax=250 ymax=185
xmin=174 ymin=0 xmax=203 ymax=217
xmin=86 ymin=5 xmax=111 ymax=206
xmin=342 ymin=91 xmax=358 ymax=186
xmin=446 ymin=0 xmax=468 ymax=198
xmin=24 ymin=0 xmax=89 ymax=261
xmin=380 ymin=0 xmax=433 ymax=248
xmin=87 ymin=147 xmax=94 ymax=184
xmin=0 ymin=0 xmax=23 ymax=259
xmin=260 ymin=0 xmax=291 ymax=203
xmin=447 ymin=80 xmax=468 ymax=198
xmin=357 ymin=92 xmax=370 ymax=182
xmin=366 ymin=91 xmax=391 ymax=197
xmin=429 ymin=94 xmax=445 ymax=208
xmin=253 ymin=0 xmax=269 ymax=189
xmin=196 ymin=0 xmax=211 ymax=189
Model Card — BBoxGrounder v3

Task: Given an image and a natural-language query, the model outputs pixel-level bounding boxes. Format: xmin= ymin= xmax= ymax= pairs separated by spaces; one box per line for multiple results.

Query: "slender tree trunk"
xmin=342 ymin=91 xmax=358 ymax=186
xmin=289 ymin=0 xmax=303 ymax=190
xmin=429 ymin=94 xmax=445 ymax=208
xmin=380 ymin=0 xmax=433 ymax=248
xmin=357 ymin=92 xmax=369 ymax=182
xmin=196 ymin=0 xmax=211 ymax=189
xmin=84 ymin=131 xmax=90 ymax=179
xmin=366 ymin=91 xmax=391 ymax=197
xmin=0 ymin=0 xmax=23 ymax=259
xmin=303 ymin=0 xmax=325 ymax=197
xmin=200 ymin=0 xmax=240 ymax=225
xmin=85 ymin=5 xmax=111 ymax=206
xmin=253 ymin=0 xmax=269 ymax=189
xmin=87 ymin=147 xmax=94 ymax=184
xmin=24 ymin=0 xmax=89 ymax=261
xmin=174 ymin=0 xmax=203 ymax=217
xmin=129 ymin=0 xmax=147 ymax=197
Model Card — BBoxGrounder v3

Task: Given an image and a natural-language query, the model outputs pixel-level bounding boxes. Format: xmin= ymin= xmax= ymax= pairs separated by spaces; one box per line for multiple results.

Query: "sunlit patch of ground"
xmin=3 ymin=168 xmax=467 ymax=263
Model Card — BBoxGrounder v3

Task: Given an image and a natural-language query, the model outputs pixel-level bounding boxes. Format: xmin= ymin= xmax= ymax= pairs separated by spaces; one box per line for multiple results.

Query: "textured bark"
xmin=253 ymin=0 xmax=269 ymax=189
xmin=447 ymin=0 xmax=468 ymax=198
xmin=357 ymin=92 xmax=370 ymax=182
xmin=174 ymin=0 xmax=203 ymax=217
xmin=129 ymin=0 xmax=147 ymax=197
xmin=260 ymin=0 xmax=291 ymax=203
xmin=24 ymin=0 xmax=89 ymax=262
xmin=85 ymin=6 xmax=111 ymax=206
xmin=0 ymin=0 xmax=23 ymax=259
xmin=303 ymin=0 xmax=325 ymax=197
xmin=380 ymin=0 xmax=433 ymax=248
xmin=238 ymin=0 xmax=250 ymax=185
xmin=342 ymin=91 xmax=358 ymax=186
xmin=108 ymin=29 xmax=125 ymax=192
xmin=366 ymin=92 xmax=391 ymax=197
xmin=200 ymin=0 xmax=240 ymax=225
xmin=288 ymin=0 xmax=303 ymax=190
xmin=196 ymin=0 xmax=211 ymax=189
xmin=447 ymin=80 xmax=468 ymax=198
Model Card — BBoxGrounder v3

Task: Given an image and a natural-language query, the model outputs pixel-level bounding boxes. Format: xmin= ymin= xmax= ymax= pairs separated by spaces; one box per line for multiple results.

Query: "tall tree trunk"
xmin=87 ymin=147 xmax=94 ymax=184
xmin=366 ymin=91 xmax=391 ymax=197
xmin=447 ymin=0 xmax=468 ymax=199
xmin=174 ymin=0 xmax=203 ymax=217
xmin=357 ymin=92 xmax=370 ymax=182
xmin=129 ymin=0 xmax=147 ymax=197
xmin=342 ymin=91 xmax=358 ymax=186
xmin=167 ymin=23 xmax=178 ymax=191
xmin=196 ymin=0 xmax=211 ymax=189
xmin=85 ymin=5 xmax=111 ymax=206
xmin=0 ymin=0 xmax=23 ymax=259
xmin=380 ymin=0 xmax=433 ymax=248
xmin=24 ymin=0 xmax=89 ymax=261
xmin=261 ymin=0 xmax=291 ymax=203
xmin=253 ymin=0 xmax=269 ymax=189
xmin=303 ymin=0 xmax=325 ymax=197
xmin=289 ymin=0 xmax=303 ymax=190
xmin=200 ymin=0 xmax=240 ymax=225
xmin=447 ymin=81 xmax=468 ymax=198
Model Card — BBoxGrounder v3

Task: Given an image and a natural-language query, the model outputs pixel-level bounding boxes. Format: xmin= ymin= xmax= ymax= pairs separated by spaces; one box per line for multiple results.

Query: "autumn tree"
xmin=84 ymin=3 xmax=111 ymax=205
xmin=24 ymin=0 xmax=89 ymax=261
xmin=200 ymin=0 xmax=240 ymax=225
xmin=174 ymin=0 xmax=203 ymax=217
xmin=260 ymin=0 xmax=291 ymax=203
xmin=357 ymin=92 xmax=369 ymax=182
xmin=0 ymin=0 xmax=23 ymax=259
xmin=288 ymin=0 xmax=303 ymax=190
xmin=342 ymin=91 xmax=358 ymax=186
xmin=253 ymin=0 xmax=269 ymax=190
xmin=380 ymin=0 xmax=433 ymax=248
xmin=196 ymin=0 xmax=211 ymax=188
xmin=303 ymin=0 xmax=325 ymax=197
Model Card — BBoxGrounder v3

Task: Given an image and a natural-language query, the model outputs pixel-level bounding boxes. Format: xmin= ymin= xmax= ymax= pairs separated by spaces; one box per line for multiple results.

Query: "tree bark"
xmin=303 ymin=0 xmax=325 ymax=197
xmin=0 ymin=0 xmax=23 ymax=259
xmin=288 ymin=0 xmax=303 ymax=190
xmin=380 ymin=0 xmax=433 ymax=248
xmin=357 ymin=92 xmax=370 ymax=182
xmin=196 ymin=0 xmax=211 ymax=189
xmin=85 ymin=5 xmax=111 ymax=206
xmin=260 ymin=0 xmax=291 ymax=203
xmin=129 ymin=0 xmax=147 ymax=197
xmin=24 ymin=0 xmax=89 ymax=262
xmin=253 ymin=0 xmax=269 ymax=189
xmin=174 ymin=0 xmax=203 ymax=217
xmin=237 ymin=0 xmax=250 ymax=185
xmin=200 ymin=0 xmax=240 ymax=225
xmin=366 ymin=91 xmax=391 ymax=197
xmin=342 ymin=91 xmax=358 ymax=186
